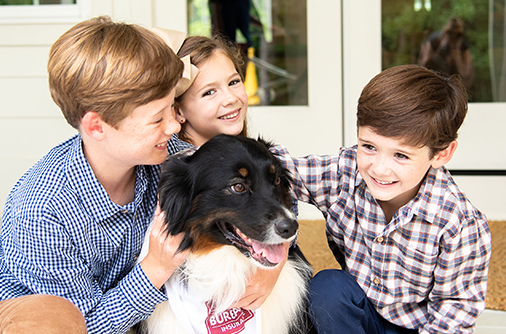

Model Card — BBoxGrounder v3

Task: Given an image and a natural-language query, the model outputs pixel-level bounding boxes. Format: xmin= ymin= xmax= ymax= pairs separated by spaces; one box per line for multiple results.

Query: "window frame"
xmin=342 ymin=0 xmax=506 ymax=170
xmin=0 ymin=0 xmax=90 ymax=23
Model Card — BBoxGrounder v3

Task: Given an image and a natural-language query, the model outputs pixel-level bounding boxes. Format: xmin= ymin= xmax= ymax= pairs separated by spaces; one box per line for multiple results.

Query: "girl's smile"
xmin=175 ymin=50 xmax=248 ymax=146
xmin=219 ymin=110 xmax=241 ymax=121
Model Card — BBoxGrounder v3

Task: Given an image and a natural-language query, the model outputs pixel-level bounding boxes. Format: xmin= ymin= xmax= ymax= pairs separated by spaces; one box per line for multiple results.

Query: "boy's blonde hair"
xmin=48 ymin=16 xmax=184 ymax=129
xmin=357 ymin=64 xmax=468 ymax=157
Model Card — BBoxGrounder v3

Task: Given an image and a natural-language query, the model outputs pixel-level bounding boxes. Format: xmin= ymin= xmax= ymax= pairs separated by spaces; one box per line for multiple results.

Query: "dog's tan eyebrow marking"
xmin=238 ymin=168 xmax=248 ymax=177
xmin=270 ymin=165 xmax=276 ymax=174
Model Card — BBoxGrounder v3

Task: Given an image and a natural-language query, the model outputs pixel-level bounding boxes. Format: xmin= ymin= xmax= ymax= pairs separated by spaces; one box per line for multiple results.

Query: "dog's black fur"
xmin=138 ymin=134 xmax=315 ymax=334
xmin=159 ymin=134 xmax=298 ymax=261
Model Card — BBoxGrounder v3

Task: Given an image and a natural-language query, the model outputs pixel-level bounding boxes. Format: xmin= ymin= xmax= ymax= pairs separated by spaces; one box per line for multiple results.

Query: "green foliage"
xmin=187 ymin=0 xmax=211 ymax=36
xmin=0 ymin=0 xmax=33 ymax=4
xmin=382 ymin=0 xmax=492 ymax=101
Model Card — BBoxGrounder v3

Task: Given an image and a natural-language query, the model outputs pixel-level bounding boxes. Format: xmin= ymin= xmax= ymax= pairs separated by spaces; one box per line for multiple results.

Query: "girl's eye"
xmin=203 ymin=89 xmax=216 ymax=97
xmin=229 ymin=79 xmax=241 ymax=86
xmin=154 ymin=118 xmax=163 ymax=124
xmin=231 ymin=183 xmax=246 ymax=193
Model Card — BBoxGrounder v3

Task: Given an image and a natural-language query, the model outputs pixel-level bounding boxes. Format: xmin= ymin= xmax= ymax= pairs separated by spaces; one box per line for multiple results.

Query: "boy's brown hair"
xmin=48 ymin=16 xmax=184 ymax=129
xmin=357 ymin=64 xmax=468 ymax=157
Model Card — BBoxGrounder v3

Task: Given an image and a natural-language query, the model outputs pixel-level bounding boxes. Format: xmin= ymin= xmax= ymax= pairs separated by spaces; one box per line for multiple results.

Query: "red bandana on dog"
xmin=205 ymin=302 xmax=255 ymax=334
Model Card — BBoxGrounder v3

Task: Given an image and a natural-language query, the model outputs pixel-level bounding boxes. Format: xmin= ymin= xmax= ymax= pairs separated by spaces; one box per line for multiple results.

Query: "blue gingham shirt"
xmin=271 ymin=145 xmax=491 ymax=334
xmin=167 ymin=133 xmax=194 ymax=155
xmin=0 ymin=134 xmax=167 ymax=334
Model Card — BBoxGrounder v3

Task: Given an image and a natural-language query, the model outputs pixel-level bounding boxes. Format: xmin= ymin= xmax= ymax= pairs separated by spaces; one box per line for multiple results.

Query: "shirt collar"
xmin=355 ymin=163 xmax=448 ymax=224
xmin=402 ymin=166 xmax=450 ymax=224
xmin=65 ymin=134 xmax=151 ymax=223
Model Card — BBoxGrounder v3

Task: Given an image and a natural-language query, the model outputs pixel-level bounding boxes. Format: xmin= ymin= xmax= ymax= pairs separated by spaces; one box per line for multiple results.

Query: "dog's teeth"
xmin=236 ymin=229 xmax=249 ymax=242
xmin=237 ymin=230 xmax=252 ymax=244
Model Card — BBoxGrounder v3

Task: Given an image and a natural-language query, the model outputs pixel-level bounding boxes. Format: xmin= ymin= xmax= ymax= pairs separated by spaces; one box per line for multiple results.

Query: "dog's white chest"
xmin=164 ymin=277 xmax=262 ymax=334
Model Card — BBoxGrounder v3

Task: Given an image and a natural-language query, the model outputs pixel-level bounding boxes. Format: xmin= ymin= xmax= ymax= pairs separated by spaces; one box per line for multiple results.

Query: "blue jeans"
xmin=308 ymin=270 xmax=418 ymax=334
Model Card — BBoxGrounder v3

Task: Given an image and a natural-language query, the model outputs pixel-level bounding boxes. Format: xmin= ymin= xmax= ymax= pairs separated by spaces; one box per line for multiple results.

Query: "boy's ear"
xmin=81 ymin=111 xmax=106 ymax=140
xmin=431 ymin=140 xmax=458 ymax=169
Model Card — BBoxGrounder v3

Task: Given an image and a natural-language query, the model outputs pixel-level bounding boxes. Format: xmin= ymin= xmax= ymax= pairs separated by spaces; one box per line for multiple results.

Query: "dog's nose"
xmin=275 ymin=219 xmax=298 ymax=239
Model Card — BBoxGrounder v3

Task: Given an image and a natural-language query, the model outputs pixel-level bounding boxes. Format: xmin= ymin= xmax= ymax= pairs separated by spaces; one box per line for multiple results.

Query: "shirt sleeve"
xmin=85 ymin=264 xmax=167 ymax=334
xmin=270 ymin=144 xmax=343 ymax=217
xmin=271 ymin=145 xmax=350 ymax=269
xmin=421 ymin=215 xmax=492 ymax=334
xmin=4 ymin=214 xmax=166 ymax=334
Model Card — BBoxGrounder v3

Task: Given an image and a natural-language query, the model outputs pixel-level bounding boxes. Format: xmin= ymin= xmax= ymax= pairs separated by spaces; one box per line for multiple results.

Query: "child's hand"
xmin=233 ymin=241 xmax=290 ymax=310
xmin=140 ymin=205 xmax=189 ymax=289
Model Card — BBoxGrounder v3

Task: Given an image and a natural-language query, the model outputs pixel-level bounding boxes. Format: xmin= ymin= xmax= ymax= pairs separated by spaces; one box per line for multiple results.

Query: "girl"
xmin=152 ymin=30 xmax=286 ymax=312
xmin=168 ymin=34 xmax=249 ymax=154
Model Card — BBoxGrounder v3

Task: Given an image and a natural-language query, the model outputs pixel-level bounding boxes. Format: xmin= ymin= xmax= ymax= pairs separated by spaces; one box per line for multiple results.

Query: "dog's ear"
xmin=157 ymin=154 xmax=195 ymax=252
xmin=256 ymin=136 xmax=274 ymax=149
xmin=256 ymin=135 xmax=294 ymax=195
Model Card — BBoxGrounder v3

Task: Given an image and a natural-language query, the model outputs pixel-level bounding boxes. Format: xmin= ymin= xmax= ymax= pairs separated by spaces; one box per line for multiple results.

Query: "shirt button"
xmin=133 ymin=255 xmax=139 ymax=262
xmin=134 ymin=213 xmax=138 ymax=220
xmin=376 ymin=236 xmax=384 ymax=243
xmin=373 ymin=277 xmax=381 ymax=285
xmin=121 ymin=209 xmax=129 ymax=214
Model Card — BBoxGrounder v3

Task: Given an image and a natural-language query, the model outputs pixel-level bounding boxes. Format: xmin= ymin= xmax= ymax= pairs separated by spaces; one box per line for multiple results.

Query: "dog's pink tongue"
xmin=251 ymin=241 xmax=285 ymax=264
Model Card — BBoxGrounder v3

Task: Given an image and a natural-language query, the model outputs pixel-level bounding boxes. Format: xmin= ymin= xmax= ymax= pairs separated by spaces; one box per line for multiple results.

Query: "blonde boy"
xmin=0 ymin=16 xmax=189 ymax=334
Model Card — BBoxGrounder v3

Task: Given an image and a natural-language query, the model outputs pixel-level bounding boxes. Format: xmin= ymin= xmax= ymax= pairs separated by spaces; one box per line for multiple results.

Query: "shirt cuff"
xmin=118 ymin=263 xmax=167 ymax=315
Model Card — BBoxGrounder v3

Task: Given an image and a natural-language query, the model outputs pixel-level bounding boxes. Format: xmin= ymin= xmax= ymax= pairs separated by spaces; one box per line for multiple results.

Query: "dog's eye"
xmin=231 ymin=183 xmax=246 ymax=193
xmin=274 ymin=176 xmax=281 ymax=186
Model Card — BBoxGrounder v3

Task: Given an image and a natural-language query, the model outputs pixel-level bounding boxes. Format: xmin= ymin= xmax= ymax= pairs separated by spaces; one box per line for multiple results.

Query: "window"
xmin=0 ymin=0 xmax=89 ymax=23
xmin=0 ymin=1 xmax=76 ymax=4
xmin=188 ymin=0 xmax=308 ymax=106
xmin=382 ymin=0 xmax=506 ymax=102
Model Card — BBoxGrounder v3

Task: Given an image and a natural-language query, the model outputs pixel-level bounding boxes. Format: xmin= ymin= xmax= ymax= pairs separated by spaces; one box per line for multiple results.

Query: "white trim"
xmin=342 ymin=0 xmax=382 ymax=148
xmin=0 ymin=1 xmax=90 ymax=23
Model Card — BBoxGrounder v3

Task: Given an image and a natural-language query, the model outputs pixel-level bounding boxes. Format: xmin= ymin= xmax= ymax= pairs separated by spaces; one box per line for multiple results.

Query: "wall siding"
xmin=0 ymin=0 xmax=155 ymax=214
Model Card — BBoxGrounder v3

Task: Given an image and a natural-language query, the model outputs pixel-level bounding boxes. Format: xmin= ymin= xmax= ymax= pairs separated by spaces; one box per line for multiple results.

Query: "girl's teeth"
xmin=220 ymin=111 xmax=239 ymax=120
xmin=376 ymin=179 xmax=394 ymax=185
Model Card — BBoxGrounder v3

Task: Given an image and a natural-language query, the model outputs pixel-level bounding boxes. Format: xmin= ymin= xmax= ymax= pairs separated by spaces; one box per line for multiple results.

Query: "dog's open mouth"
xmin=217 ymin=222 xmax=285 ymax=267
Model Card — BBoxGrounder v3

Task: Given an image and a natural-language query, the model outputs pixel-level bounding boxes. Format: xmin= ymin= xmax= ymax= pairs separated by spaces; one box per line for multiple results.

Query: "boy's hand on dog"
xmin=234 ymin=241 xmax=290 ymax=310
xmin=140 ymin=205 xmax=189 ymax=289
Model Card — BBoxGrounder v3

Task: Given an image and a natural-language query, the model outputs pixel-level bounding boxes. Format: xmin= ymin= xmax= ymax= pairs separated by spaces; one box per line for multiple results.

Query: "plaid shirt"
xmin=271 ymin=145 xmax=491 ymax=334
xmin=0 ymin=134 xmax=166 ymax=334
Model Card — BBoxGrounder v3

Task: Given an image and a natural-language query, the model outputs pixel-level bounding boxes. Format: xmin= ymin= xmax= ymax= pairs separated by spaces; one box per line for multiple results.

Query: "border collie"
xmin=138 ymin=134 xmax=313 ymax=334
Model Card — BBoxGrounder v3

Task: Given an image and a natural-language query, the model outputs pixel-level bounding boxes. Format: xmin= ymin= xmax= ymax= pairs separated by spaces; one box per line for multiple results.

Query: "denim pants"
xmin=308 ymin=269 xmax=418 ymax=334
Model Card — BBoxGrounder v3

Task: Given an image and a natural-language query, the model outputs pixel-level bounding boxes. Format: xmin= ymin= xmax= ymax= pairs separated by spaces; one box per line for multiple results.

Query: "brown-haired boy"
xmin=0 ymin=16 xmax=189 ymax=333
xmin=272 ymin=64 xmax=491 ymax=333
